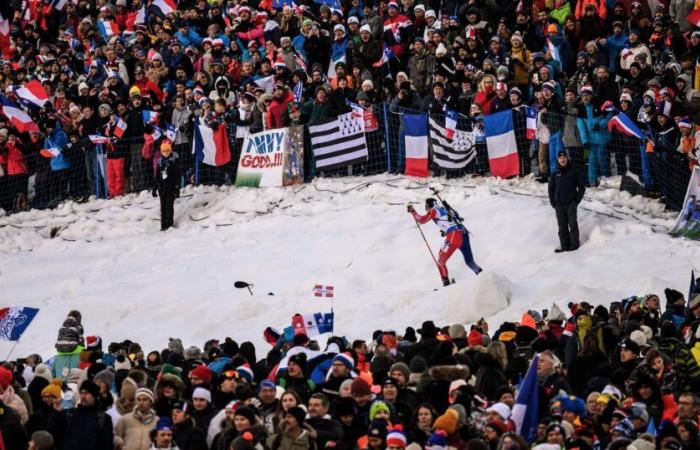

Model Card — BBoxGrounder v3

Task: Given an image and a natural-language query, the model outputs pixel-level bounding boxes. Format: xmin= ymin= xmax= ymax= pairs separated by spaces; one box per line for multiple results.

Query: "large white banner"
xmin=235 ymin=129 xmax=287 ymax=187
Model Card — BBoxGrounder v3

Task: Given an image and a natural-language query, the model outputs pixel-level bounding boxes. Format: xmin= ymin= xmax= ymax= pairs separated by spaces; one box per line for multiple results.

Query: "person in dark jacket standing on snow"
xmin=548 ymin=150 xmax=585 ymax=252
xmin=153 ymin=141 xmax=180 ymax=231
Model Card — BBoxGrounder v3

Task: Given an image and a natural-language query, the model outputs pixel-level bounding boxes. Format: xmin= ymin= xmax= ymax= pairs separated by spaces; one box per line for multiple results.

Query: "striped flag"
xmin=0 ymin=15 xmax=11 ymax=57
xmin=546 ymin=38 xmax=560 ymax=62
xmin=15 ymin=80 xmax=49 ymax=108
xmin=484 ymin=110 xmax=520 ymax=178
xmin=153 ymin=0 xmax=177 ymax=15
xmin=126 ymin=6 xmax=147 ymax=30
xmin=526 ymin=106 xmax=537 ymax=140
xmin=112 ymin=117 xmax=127 ymax=138
xmin=293 ymin=81 xmax=304 ymax=103
xmin=97 ymin=20 xmax=120 ymax=38
xmin=372 ymin=46 xmax=394 ymax=68
xmin=313 ymin=285 xmax=334 ymax=298
xmin=192 ymin=119 xmax=231 ymax=166
xmin=0 ymin=94 xmax=39 ymax=133
xmin=144 ymin=126 xmax=162 ymax=145
xmin=511 ymin=355 xmax=539 ymax=442
xmin=429 ymin=118 xmax=476 ymax=170
xmin=0 ymin=307 xmax=40 ymax=341
xmin=89 ymin=135 xmax=112 ymax=144
xmin=404 ymin=113 xmax=429 ymax=177
xmin=607 ymin=112 xmax=644 ymax=140
xmin=444 ymin=108 xmax=458 ymax=140
xmin=142 ymin=110 xmax=160 ymax=124
xmin=328 ymin=40 xmax=346 ymax=79
xmin=292 ymin=312 xmax=334 ymax=337
xmin=40 ymin=147 xmax=61 ymax=158
xmin=165 ymin=123 xmax=177 ymax=142
xmin=309 ymin=112 xmax=368 ymax=170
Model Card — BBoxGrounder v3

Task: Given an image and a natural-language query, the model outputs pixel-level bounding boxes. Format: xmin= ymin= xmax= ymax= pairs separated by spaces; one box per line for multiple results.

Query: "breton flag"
xmin=97 ymin=20 xmax=120 ymax=39
xmin=292 ymin=312 xmax=334 ymax=337
xmin=526 ymin=106 xmax=537 ymax=139
xmin=152 ymin=0 xmax=177 ymax=15
xmin=40 ymin=147 xmax=61 ymax=158
xmin=309 ymin=112 xmax=368 ymax=170
xmin=142 ymin=110 xmax=160 ymax=124
xmin=607 ymin=112 xmax=644 ymax=140
xmin=113 ymin=117 xmax=127 ymax=138
xmin=15 ymin=80 xmax=50 ymax=108
xmin=192 ymin=119 xmax=231 ymax=166
xmin=0 ymin=307 xmax=39 ymax=341
xmin=404 ymin=113 xmax=429 ymax=177
xmin=313 ymin=285 xmax=334 ymax=298
xmin=444 ymin=108 xmax=458 ymax=140
xmin=429 ymin=118 xmax=476 ymax=170
xmin=0 ymin=95 xmax=39 ymax=133
xmin=484 ymin=110 xmax=520 ymax=178
xmin=546 ymin=38 xmax=560 ymax=62
xmin=372 ymin=46 xmax=394 ymax=68
xmin=126 ymin=7 xmax=147 ymax=30
xmin=89 ymin=135 xmax=112 ymax=144
xmin=688 ymin=9 xmax=700 ymax=27
xmin=511 ymin=354 xmax=539 ymax=442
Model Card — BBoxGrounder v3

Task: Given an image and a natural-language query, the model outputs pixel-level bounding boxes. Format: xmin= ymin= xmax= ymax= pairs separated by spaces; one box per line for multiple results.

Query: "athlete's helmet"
xmin=425 ymin=198 xmax=438 ymax=209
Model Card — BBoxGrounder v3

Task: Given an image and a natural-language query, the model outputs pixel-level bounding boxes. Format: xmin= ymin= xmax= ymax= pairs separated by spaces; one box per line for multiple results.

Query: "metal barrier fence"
xmin=0 ymin=104 xmax=693 ymax=214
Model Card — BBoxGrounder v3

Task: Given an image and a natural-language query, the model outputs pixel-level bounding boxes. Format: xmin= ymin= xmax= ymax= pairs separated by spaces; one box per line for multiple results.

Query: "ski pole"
xmin=410 ymin=213 xmax=441 ymax=272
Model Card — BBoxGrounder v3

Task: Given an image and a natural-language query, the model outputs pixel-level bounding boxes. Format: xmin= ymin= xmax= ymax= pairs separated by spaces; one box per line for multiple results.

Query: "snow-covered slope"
xmin=0 ymin=175 xmax=697 ymax=358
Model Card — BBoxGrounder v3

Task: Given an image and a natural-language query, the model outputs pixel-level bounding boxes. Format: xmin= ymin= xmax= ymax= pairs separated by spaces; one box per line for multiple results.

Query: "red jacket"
xmin=0 ymin=141 xmax=28 ymax=176
xmin=474 ymin=89 xmax=496 ymax=115
xmin=134 ymin=78 xmax=165 ymax=103
xmin=266 ymin=91 xmax=293 ymax=129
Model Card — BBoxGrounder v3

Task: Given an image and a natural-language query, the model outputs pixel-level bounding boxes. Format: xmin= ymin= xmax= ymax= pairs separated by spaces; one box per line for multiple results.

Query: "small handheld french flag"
xmin=40 ymin=147 xmax=61 ymax=158
xmin=444 ymin=108 xmax=458 ymax=140
xmin=113 ymin=117 xmax=127 ymax=138
xmin=97 ymin=20 xmax=120 ymax=39
xmin=546 ymin=39 xmax=560 ymax=62
xmin=526 ymin=106 xmax=537 ymax=140
xmin=142 ymin=110 xmax=160 ymax=125
xmin=89 ymin=135 xmax=112 ymax=144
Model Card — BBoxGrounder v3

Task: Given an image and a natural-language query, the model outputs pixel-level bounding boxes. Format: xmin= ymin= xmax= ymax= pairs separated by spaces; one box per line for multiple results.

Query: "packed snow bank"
xmin=0 ymin=174 xmax=696 ymax=358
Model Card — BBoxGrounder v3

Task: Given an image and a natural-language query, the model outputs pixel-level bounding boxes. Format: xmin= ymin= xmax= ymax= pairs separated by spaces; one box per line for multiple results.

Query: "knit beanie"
xmin=41 ymin=379 xmax=63 ymax=399
xmin=369 ymin=400 xmax=391 ymax=421
xmin=433 ymin=409 xmax=459 ymax=434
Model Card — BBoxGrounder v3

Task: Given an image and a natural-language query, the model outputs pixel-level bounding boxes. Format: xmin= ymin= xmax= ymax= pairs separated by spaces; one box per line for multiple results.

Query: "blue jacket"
xmin=46 ymin=125 xmax=70 ymax=171
xmin=605 ymin=33 xmax=629 ymax=74
xmin=576 ymin=103 xmax=609 ymax=146
xmin=175 ymin=29 xmax=203 ymax=48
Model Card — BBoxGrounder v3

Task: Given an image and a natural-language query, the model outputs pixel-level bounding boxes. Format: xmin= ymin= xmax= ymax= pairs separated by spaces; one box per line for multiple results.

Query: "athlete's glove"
xmin=407 ymin=205 xmax=414 ymax=213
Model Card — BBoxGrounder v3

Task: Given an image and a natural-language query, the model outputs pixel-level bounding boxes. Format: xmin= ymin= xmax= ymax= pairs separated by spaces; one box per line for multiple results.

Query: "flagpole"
xmin=6 ymin=340 xmax=19 ymax=360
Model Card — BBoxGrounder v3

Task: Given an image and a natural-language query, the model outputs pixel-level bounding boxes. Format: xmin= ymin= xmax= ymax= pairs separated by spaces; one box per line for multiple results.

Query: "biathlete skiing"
xmin=407 ymin=192 xmax=482 ymax=287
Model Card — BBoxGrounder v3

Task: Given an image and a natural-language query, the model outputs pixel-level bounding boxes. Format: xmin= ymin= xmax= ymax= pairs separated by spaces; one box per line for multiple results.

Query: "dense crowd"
xmin=0 ymin=0 xmax=700 ymax=213
xmin=1 ymin=288 xmax=700 ymax=450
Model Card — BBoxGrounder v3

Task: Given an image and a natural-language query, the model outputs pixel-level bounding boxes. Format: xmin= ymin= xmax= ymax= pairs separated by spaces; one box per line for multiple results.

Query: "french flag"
xmin=126 ymin=7 xmax=147 ymax=31
xmin=192 ymin=119 xmax=231 ymax=166
xmin=546 ymin=38 xmax=560 ymax=62
xmin=404 ymin=114 xmax=429 ymax=177
xmin=153 ymin=0 xmax=177 ymax=15
xmin=511 ymin=354 xmax=539 ymax=442
xmin=97 ymin=20 xmax=120 ymax=39
xmin=40 ymin=147 xmax=61 ymax=158
xmin=142 ymin=110 xmax=160 ymax=125
xmin=165 ymin=123 xmax=177 ymax=142
xmin=113 ymin=117 xmax=127 ymax=138
xmin=15 ymin=80 xmax=50 ymax=108
xmin=526 ymin=106 xmax=537 ymax=140
xmin=89 ymin=135 xmax=112 ymax=144
xmin=372 ymin=46 xmax=394 ymax=68
xmin=444 ymin=108 xmax=458 ymax=140
xmin=0 ymin=94 xmax=39 ymax=133
xmin=484 ymin=110 xmax=520 ymax=178
xmin=607 ymin=112 xmax=644 ymax=140
xmin=0 ymin=307 xmax=40 ymax=341
xmin=144 ymin=126 xmax=162 ymax=145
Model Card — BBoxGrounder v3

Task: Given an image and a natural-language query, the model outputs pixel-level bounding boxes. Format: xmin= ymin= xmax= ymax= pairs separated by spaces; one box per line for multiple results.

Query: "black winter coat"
xmin=173 ymin=419 xmax=208 ymax=450
xmin=474 ymin=353 xmax=508 ymax=401
xmin=0 ymin=401 xmax=28 ymax=450
xmin=48 ymin=404 xmax=114 ymax=450
xmin=548 ymin=163 xmax=585 ymax=207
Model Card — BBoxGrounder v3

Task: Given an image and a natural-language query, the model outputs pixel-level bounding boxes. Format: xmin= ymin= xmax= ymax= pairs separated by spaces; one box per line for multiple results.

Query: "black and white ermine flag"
xmin=309 ymin=112 xmax=368 ymax=170
xmin=429 ymin=118 xmax=476 ymax=169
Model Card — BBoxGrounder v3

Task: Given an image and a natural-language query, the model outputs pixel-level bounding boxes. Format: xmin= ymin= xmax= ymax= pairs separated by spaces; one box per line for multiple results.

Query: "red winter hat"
xmin=189 ymin=365 xmax=213 ymax=384
xmin=0 ymin=366 xmax=13 ymax=389
xmin=350 ymin=378 xmax=371 ymax=396
xmin=467 ymin=329 xmax=483 ymax=346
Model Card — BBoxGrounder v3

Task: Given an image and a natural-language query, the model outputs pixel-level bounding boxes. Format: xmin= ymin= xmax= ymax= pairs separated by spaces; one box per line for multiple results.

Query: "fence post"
xmin=382 ymin=102 xmax=393 ymax=173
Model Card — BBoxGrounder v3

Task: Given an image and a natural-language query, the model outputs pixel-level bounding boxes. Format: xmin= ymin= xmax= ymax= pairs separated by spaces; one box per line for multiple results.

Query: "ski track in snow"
xmin=0 ymin=174 xmax=697 ymax=358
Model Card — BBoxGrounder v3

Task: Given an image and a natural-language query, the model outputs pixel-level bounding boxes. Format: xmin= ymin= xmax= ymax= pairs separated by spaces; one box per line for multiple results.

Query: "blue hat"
xmin=156 ymin=417 xmax=173 ymax=431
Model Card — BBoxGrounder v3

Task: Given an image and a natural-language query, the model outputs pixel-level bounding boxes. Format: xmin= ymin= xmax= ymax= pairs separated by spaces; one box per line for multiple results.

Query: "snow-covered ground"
xmin=0 ymin=174 xmax=697 ymax=359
